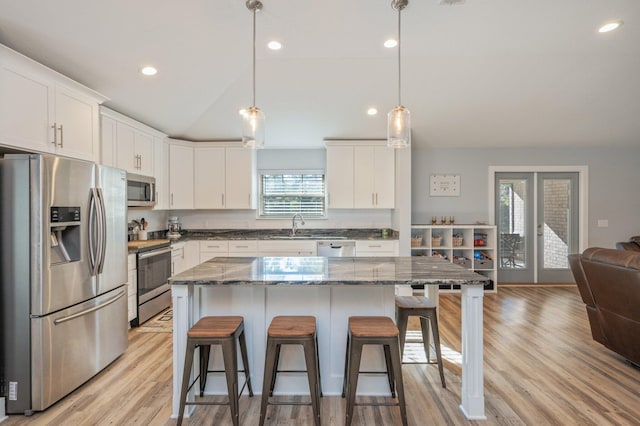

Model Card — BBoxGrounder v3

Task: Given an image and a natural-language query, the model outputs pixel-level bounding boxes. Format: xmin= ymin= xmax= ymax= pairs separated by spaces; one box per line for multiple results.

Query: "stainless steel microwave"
xmin=127 ymin=173 xmax=156 ymax=207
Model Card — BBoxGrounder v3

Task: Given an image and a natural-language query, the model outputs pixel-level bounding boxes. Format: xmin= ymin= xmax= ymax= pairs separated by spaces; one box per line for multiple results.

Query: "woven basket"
xmin=411 ymin=236 xmax=423 ymax=247
xmin=431 ymin=236 xmax=442 ymax=247
xmin=452 ymin=236 xmax=463 ymax=247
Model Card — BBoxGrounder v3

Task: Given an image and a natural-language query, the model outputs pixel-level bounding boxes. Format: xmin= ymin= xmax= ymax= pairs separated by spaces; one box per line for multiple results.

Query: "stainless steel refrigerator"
xmin=0 ymin=154 xmax=128 ymax=415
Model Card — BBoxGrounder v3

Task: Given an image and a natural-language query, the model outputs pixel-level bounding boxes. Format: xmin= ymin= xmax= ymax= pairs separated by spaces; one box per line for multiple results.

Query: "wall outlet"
xmin=597 ymin=219 xmax=609 ymax=227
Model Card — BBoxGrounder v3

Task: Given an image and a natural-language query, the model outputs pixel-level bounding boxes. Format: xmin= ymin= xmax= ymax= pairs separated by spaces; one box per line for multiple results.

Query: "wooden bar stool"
xmin=342 ymin=316 xmax=407 ymax=426
xmin=260 ymin=316 xmax=321 ymax=426
xmin=395 ymin=295 xmax=446 ymax=388
xmin=177 ymin=316 xmax=253 ymax=426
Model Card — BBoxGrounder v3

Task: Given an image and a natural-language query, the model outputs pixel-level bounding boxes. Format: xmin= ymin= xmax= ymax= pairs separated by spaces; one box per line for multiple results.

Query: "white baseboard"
xmin=0 ymin=396 xmax=6 ymax=423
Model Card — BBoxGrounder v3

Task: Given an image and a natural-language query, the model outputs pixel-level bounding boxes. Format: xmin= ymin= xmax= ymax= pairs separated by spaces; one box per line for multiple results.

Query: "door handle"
xmin=51 ymin=123 xmax=57 ymax=145
xmin=58 ymin=124 xmax=63 ymax=147
xmin=53 ymin=290 xmax=126 ymax=325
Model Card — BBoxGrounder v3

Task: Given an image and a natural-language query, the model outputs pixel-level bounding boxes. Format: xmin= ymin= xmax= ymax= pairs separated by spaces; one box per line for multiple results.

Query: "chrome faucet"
xmin=291 ymin=213 xmax=305 ymax=236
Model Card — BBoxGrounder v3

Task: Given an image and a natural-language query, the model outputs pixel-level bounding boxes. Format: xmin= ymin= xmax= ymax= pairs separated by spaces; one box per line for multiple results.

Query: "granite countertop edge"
xmin=169 ymin=279 xmax=487 ymax=286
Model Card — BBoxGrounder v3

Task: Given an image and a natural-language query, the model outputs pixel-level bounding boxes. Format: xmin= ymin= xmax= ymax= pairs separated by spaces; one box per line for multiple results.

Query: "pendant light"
xmin=241 ymin=0 xmax=265 ymax=149
xmin=387 ymin=0 xmax=410 ymax=148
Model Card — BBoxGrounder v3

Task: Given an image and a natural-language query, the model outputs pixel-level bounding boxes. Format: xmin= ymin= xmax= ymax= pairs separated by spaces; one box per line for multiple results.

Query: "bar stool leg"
xmin=388 ymin=338 xmax=408 ymax=426
xmin=315 ymin=334 xmax=323 ymax=397
xmin=221 ymin=338 xmax=240 ymax=426
xmin=238 ymin=329 xmax=254 ymax=396
xmin=260 ymin=337 xmax=278 ymax=426
xmin=396 ymin=308 xmax=409 ymax=358
xmin=198 ymin=344 xmax=211 ymax=397
xmin=429 ymin=313 xmax=447 ymax=388
xmin=177 ymin=339 xmax=197 ymax=426
xmin=341 ymin=333 xmax=351 ymax=398
xmin=303 ymin=339 xmax=321 ymax=426
xmin=419 ymin=316 xmax=431 ymax=362
xmin=269 ymin=343 xmax=281 ymax=396
xmin=345 ymin=338 xmax=363 ymax=426
xmin=383 ymin=344 xmax=396 ymax=397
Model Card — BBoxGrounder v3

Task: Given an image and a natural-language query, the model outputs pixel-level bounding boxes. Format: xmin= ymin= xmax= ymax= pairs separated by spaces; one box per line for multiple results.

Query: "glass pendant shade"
xmin=241 ymin=106 xmax=265 ymax=149
xmin=387 ymin=106 xmax=410 ymax=148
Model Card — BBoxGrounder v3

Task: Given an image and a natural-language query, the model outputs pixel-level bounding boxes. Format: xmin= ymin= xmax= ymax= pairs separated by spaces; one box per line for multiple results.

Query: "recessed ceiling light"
xmin=267 ymin=41 xmax=282 ymax=50
xmin=384 ymin=39 xmax=398 ymax=48
xmin=598 ymin=20 xmax=623 ymax=33
xmin=140 ymin=66 xmax=158 ymax=76
xmin=367 ymin=107 xmax=378 ymax=116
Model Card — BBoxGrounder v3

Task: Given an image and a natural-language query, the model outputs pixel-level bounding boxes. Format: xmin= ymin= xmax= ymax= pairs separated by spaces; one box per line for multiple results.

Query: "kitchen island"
xmin=170 ymin=256 xmax=488 ymax=420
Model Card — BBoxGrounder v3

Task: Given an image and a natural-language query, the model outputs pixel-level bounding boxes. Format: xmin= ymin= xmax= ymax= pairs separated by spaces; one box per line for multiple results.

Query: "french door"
xmin=495 ymin=172 xmax=579 ymax=283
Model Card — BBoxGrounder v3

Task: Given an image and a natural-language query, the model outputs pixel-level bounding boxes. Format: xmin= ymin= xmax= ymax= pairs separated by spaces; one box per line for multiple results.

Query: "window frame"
xmin=257 ymin=169 xmax=327 ymax=219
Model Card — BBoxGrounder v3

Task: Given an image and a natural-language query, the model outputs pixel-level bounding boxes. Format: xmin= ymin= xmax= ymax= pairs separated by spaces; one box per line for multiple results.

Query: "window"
xmin=259 ymin=171 xmax=326 ymax=218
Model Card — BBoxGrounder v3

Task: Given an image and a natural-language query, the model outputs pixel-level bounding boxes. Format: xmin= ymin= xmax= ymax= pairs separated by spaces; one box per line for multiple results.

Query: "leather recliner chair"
xmin=568 ymin=248 xmax=640 ymax=366
xmin=615 ymin=236 xmax=640 ymax=252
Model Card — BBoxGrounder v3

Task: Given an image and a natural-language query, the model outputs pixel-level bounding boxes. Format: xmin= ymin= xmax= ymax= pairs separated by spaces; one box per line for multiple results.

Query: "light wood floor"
xmin=3 ymin=287 xmax=639 ymax=425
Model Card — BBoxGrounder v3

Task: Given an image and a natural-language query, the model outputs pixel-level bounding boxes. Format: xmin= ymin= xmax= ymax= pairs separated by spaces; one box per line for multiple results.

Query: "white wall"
xmin=412 ymin=146 xmax=640 ymax=249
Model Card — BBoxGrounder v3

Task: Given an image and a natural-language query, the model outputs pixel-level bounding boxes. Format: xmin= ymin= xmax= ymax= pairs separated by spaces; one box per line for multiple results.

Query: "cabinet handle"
xmin=375 ymin=193 xmax=378 ymax=205
xmin=236 ymin=245 xmax=249 ymax=248
xmin=58 ymin=124 xmax=63 ymax=147
xmin=369 ymin=245 xmax=382 ymax=248
xmin=171 ymin=193 xmax=174 ymax=206
xmin=248 ymin=193 xmax=251 ymax=206
xmin=51 ymin=123 xmax=57 ymax=145
xmin=222 ymin=193 xmax=225 ymax=207
xmin=328 ymin=193 xmax=330 ymax=206
xmin=372 ymin=193 xmax=375 ymax=205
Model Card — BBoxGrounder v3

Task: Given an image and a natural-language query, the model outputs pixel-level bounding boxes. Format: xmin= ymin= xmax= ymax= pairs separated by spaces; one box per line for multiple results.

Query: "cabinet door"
xmin=326 ymin=145 xmax=354 ymax=208
xmin=135 ymin=131 xmax=154 ymax=176
xmin=0 ymin=65 xmax=53 ymax=153
xmin=100 ymin=115 xmax=116 ymax=166
xmin=194 ymin=146 xmax=225 ymax=209
xmin=153 ymin=137 xmax=169 ymax=210
xmin=373 ymin=146 xmax=395 ymax=208
xmin=354 ymin=146 xmax=375 ymax=208
xmin=184 ymin=241 xmax=201 ymax=270
xmin=169 ymin=144 xmax=194 ymax=209
xmin=225 ymin=147 xmax=255 ymax=209
xmin=115 ymin=122 xmax=136 ymax=173
xmin=54 ymin=85 xmax=99 ymax=161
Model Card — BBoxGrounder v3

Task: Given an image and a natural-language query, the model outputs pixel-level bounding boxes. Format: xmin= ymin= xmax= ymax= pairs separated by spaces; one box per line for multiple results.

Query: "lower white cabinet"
xmin=229 ymin=240 xmax=258 ymax=257
xmin=355 ymin=240 xmax=398 ymax=257
xmin=257 ymin=240 xmax=317 ymax=256
xmin=127 ymin=254 xmax=137 ymax=323
xmin=199 ymin=240 xmax=229 ymax=263
xmin=170 ymin=243 xmax=185 ymax=277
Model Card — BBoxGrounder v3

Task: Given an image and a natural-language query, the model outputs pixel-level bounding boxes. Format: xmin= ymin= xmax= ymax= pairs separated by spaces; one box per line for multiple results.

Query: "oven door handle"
xmin=138 ymin=247 xmax=172 ymax=260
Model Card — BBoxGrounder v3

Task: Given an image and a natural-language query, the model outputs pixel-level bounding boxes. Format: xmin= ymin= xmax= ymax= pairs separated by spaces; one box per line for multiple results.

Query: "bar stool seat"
xmin=342 ymin=316 xmax=407 ymax=426
xmin=177 ymin=316 xmax=253 ymax=426
xmin=260 ymin=316 xmax=322 ymax=426
xmin=395 ymin=295 xmax=446 ymax=388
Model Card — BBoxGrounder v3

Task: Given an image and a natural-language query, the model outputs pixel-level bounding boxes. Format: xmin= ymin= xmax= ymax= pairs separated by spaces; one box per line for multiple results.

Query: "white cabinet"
xmin=0 ymin=45 xmax=104 ymax=162
xmin=115 ymin=122 xmax=154 ymax=176
xmin=127 ymin=254 xmax=137 ymax=323
xmin=170 ymin=243 xmax=186 ymax=277
xmin=258 ymin=240 xmax=317 ymax=256
xmin=184 ymin=241 xmax=201 ymax=270
xmin=101 ymin=115 xmax=117 ymax=166
xmin=199 ymin=240 xmax=229 ymax=263
xmin=168 ymin=141 xmax=195 ymax=209
xmin=355 ymin=240 xmax=398 ymax=257
xmin=411 ymin=224 xmax=497 ymax=292
xmin=153 ymin=137 xmax=169 ymax=209
xmin=325 ymin=140 xmax=395 ymax=209
xmin=228 ymin=241 xmax=258 ymax=257
xmin=194 ymin=144 xmax=256 ymax=210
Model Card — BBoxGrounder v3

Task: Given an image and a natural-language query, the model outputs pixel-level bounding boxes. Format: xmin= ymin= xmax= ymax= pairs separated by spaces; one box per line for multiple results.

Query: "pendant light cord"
xmin=397 ymin=7 xmax=402 ymax=107
xmin=252 ymin=8 xmax=257 ymax=108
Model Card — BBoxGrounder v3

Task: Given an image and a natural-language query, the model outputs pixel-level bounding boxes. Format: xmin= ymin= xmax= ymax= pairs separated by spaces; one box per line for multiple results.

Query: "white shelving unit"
xmin=411 ymin=224 xmax=497 ymax=292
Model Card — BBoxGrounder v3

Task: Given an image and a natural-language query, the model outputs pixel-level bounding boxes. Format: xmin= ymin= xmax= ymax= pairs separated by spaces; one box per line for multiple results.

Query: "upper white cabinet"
xmin=168 ymin=140 xmax=194 ymax=209
xmin=100 ymin=107 xmax=160 ymax=176
xmin=325 ymin=140 xmax=395 ymax=209
xmin=153 ymin=137 xmax=170 ymax=209
xmin=0 ymin=44 xmax=105 ymax=161
xmin=193 ymin=143 xmax=257 ymax=210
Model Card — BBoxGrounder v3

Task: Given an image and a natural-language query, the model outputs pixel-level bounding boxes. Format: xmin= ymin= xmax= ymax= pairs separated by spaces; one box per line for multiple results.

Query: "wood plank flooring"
xmin=3 ymin=287 xmax=639 ymax=425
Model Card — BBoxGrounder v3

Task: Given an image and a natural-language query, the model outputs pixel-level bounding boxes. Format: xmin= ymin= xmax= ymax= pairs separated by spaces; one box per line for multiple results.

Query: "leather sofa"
xmin=568 ymin=248 xmax=640 ymax=366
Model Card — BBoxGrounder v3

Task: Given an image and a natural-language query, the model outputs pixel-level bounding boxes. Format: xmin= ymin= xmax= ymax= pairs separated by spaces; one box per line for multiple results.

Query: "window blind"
xmin=260 ymin=173 xmax=326 ymax=217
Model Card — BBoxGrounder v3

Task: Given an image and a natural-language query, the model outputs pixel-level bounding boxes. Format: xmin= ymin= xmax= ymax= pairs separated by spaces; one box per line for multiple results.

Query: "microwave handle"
xmin=148 ymin=181 xmax=156 ymax=203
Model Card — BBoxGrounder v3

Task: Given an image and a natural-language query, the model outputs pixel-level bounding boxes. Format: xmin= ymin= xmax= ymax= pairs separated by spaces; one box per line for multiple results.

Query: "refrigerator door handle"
xmin=96 ymin=188 xmax=108 ymax=274
xmin=53 ymin=290 xmax=126 ymax=325
xmin=88 ymin=188 xmax=99 ymax=276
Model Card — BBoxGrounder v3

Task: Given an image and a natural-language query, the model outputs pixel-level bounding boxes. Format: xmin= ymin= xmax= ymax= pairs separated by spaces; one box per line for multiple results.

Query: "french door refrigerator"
xmin=0 ymin=154 xmax=128 ymax=415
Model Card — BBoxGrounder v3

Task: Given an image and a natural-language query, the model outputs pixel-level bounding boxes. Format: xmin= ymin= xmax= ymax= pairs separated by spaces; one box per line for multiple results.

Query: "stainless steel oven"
xmin=135 ymin=243 xmax=171 ymax=326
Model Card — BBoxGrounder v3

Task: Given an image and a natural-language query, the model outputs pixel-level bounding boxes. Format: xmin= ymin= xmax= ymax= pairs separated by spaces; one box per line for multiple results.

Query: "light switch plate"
xmin=597 ymin=219 xmax=608 ymax=227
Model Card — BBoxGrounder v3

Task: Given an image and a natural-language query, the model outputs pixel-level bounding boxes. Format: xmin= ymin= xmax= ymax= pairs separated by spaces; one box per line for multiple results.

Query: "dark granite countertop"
xmin=173 ymin=228 xmax=398 ymax=242
xmin=169 ymin=256 xmax=487 ymax=286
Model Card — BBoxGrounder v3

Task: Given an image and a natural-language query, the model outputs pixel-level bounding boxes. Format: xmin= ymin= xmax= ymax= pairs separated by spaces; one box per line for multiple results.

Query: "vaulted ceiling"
xmin=1 ymin=0 xmax=638 ymax=148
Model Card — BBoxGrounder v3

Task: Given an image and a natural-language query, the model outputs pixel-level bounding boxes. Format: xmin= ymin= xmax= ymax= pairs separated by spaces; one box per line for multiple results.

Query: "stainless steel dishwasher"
xmin=317 ymin=240 xmax=356 ymax=257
